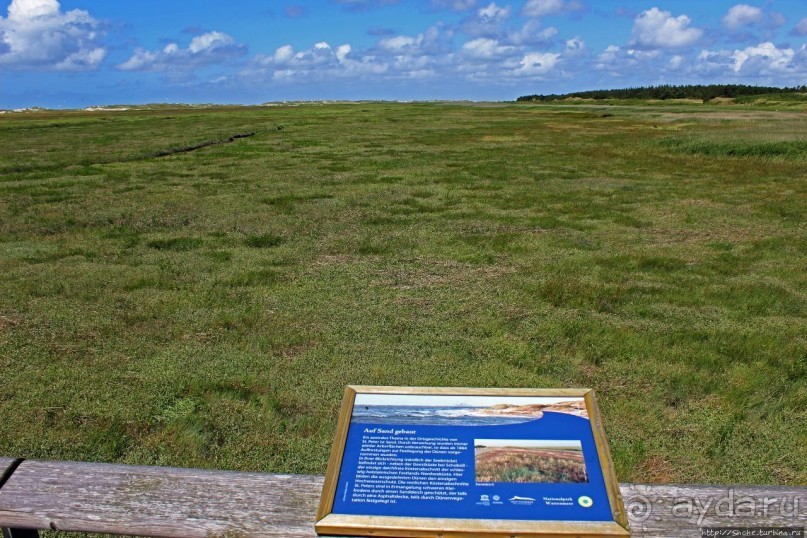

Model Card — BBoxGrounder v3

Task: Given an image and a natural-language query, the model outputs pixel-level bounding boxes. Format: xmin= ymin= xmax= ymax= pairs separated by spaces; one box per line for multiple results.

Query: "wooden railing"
xmin=1 ymin=457 xmax=804 ymax=537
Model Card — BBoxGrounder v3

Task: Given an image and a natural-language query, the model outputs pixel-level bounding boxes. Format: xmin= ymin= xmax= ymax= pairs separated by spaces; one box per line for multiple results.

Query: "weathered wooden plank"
xmin=1 ymin=458 xmax=39 ymax=538
xmin=0 ymin=460 xmax=323 ymax=538
xmin=0 ymin=460 xmax=804 ymax=538
xmin=622 ymin=483 xmax=807 ymax=537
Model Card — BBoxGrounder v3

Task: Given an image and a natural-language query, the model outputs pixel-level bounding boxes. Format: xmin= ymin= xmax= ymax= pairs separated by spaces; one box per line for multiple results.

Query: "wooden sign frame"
xmin=316 ymin=386 xmax=629 ymax=538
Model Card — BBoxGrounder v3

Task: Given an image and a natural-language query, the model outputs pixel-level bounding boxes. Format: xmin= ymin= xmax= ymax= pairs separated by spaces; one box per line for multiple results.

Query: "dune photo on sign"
xmin=474 ymin=439 xmax=588 ymax=484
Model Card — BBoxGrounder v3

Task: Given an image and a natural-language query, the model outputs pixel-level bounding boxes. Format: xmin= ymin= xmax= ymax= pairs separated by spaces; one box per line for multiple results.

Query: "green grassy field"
xmin=0 ymin=102 xmax=805 ymax=486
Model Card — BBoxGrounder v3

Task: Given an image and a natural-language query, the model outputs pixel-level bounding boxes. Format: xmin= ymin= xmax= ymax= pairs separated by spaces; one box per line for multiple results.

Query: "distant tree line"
xmin=517 ymin=84 xmax=807 ymax=102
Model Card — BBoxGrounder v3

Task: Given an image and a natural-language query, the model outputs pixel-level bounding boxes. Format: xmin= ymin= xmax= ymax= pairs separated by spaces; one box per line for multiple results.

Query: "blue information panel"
xmin=330 ymin=393 xmax=613 ymax=523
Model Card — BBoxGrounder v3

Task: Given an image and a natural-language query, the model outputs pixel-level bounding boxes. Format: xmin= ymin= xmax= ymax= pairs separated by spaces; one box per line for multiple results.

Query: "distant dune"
xmin=474 ymin=400 xmax=588 ymax=419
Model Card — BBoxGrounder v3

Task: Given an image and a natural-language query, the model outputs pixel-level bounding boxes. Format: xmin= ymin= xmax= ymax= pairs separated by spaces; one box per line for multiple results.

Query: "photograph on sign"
xmin=474 ymin=439 xmax=588 ymax=484
xmin=316 ymin=387 xmax=629 ymax=537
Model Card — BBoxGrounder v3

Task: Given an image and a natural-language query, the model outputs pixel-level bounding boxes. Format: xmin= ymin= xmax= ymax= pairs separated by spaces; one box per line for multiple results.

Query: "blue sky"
xmin=1 ymin=0 xmax=805 ymax=108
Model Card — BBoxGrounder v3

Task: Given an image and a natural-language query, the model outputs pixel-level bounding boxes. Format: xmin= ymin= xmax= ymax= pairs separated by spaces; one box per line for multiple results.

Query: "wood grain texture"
xmin=0 ymin=460 xmax=804 ymax=538
xmin=317 ymin=514 xmax=629 ymax=537
xmin=585 ymin=391 xmax=629 ymax=531
xmin=0 ymin=460 xmax=323 ymax=537
xmin=622 ymin=483 xmax=807 ymax=537
xmin=350 ymin=386 xmax=592 ymax=397
xmin=317 ymin=386 xmax=356 ymax=521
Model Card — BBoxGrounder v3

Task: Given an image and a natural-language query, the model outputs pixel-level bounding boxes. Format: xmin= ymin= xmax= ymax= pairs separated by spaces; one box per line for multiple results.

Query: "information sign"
xmin=316 ymin=386 xmax=629 ymax=537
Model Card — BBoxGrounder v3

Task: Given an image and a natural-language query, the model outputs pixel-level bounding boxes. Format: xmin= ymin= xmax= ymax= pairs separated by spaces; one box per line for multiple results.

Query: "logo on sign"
xmin=509 ymin=496 xmax=536 ymax=506
xmin=578 ymin=496 xmax=594 ymax=508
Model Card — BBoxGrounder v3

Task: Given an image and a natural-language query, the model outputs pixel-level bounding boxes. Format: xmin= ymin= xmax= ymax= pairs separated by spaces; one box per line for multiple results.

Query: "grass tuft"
xmin=657 ymin=136 xmax=807 ymax=161
xmin=244 ymin=234 xmax=284 ymax=248
xmin=146 ymin=237 xmax=203 ymax=251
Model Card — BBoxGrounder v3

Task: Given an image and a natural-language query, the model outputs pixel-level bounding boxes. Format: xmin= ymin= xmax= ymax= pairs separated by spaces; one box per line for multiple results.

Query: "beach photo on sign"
xmin=350 ymin=394 xmax=588 ymax=426
xmin=474 ymin=440 xmax=588 ymax=484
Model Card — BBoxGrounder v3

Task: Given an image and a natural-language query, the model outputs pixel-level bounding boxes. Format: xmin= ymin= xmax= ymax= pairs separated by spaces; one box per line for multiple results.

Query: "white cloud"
xmin=722 ymin=4 xmax=763 ymax=30
xmin=379 ymin=34 xmax=420 ymax=52
xmin=240 ymin=25 xmax=455 ymax=86
xmin=565 ymin=36 xmax=585 ymax=55
xmin=732 ymin=42 xmax=796 ymax=73
xmin=514 ymin=51 xmax=560 ymax=75
xmin=690 ymin=42 xmax=805 ymax=82
xmin=692 ymin=49 xmax=730 ymax=78
xmin=8 ymin=0 xmax=59 ymax=20
xmin=507 ymin=19 xmax=557 ymax=46
xmin=336 ymin=44 xmax=351 ymax=62
xmin=117 ymin=31 xmax=246 ymax=71
xmin=114 ymin=55 xmax=144 ymax=72
xmin=374 ymin=26 xmax=447 ymax=78
xmin=188 ymin=31 xmax=235 ymax=54
xmin=335 ymin=0 xmax=401 ymax=9
xmin=595 ymin=44 xmax=662 ymax=74
xmin=792 ymin=17 xmax=807 ymax=36
xmin=597 ymin=45 xmax=620 ymax=65
xmin=462 ymin=37 xmax=514 ymax=58
xmin=522 ymin=0 xmax=564 ymax=18
xmin=242 ymin=40 xmax=389 ymax=83
xmin=460 ymin=2 xmax=511 ymax=38
xmin=377 ymin=25 xmax=445 ymax=55
xmin=117 ymin=49 xmax=156 ymax=71
xmin=478 ymin=2 xmax=510 ymax=20
xmin=274 ymin=44 xmax=294 ymax=64
xmin=0 ymin=0 xmax=105 ymax=70
xmin=521 ymin=0 xmax=583 ymax=18
xmin=457 ymin=46 xmax=565 ymax=82
xmin=631 ymin=8 xmax=703 ymax=49
xmin=432 ymin=0 xmax=477 ymax=10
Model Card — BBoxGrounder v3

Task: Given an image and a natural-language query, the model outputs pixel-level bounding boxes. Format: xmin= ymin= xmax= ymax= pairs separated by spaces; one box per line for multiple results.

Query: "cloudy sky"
xmin=1 ymin=0 xmax=805 ymax=108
